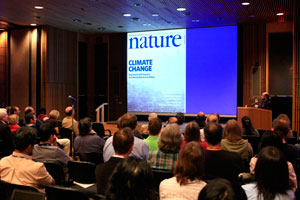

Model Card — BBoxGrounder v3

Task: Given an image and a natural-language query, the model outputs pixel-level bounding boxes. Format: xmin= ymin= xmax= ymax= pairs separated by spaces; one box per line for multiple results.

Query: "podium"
xmin=237 ymin=107 xmax=272 ymax=130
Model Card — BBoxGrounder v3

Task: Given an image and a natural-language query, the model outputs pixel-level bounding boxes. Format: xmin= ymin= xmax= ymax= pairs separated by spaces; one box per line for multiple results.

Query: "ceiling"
xmin=0 ymin=0 xmax=295 ymax=33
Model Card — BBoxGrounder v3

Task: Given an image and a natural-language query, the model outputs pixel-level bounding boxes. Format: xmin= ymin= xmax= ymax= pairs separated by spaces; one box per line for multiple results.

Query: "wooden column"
xmin=293 ymin=0 xmax=300 ymax=134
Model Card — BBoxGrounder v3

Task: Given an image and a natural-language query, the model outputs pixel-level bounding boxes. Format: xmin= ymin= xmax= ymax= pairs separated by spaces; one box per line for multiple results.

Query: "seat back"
xmin=43 ymin=161 xmax=66 ymax=185
xmin=45 ymin=185 xmax=89 ymax=200
xmin=78 ymin=152 xmax=103 ymax=165
xmin=59 ymin=127 xmax=74 ymax=156
xmin=286 ymin=137 xmax=297 ymax=145
xmin=92 ymin=122 xmax=105 ymax=137
xmin=10 ymin=189 xmax=45 ymax=200
xmin=0 ymin=180 xmax=39 ymax=200
xmin=151 ymin=169 xmax=173 ymax=190
xmin=68 ymin=160 xmax=96 ymax=183
xmin=242 ymin=135 xmax=261 ymax=155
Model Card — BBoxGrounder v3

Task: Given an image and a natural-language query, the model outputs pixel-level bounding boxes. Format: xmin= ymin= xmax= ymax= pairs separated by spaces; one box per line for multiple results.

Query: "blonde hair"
xmin=49 ymin=110 xmax=60 ymax=120
xmin=8 ymin=114 xmax=19 ymax=125
xmin=224 ymin=119 xmax=242 ymax=141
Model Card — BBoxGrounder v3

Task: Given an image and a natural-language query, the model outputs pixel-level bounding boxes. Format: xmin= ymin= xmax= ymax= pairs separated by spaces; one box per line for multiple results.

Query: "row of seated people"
xmin=0 ymin=107 xmax=299 ymax=199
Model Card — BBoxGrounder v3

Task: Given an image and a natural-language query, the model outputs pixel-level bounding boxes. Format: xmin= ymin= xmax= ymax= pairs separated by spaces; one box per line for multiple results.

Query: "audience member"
xmin=148 ymin=124 xmax=183 ymax=171
xmin=103 ymin=113 xmax=149 ymax=161
xmin=180 ymin=122 xmax=207 ymax=150
xmin=221 ymin=119 xmax=253 ymax=162
xmin=107 ymin=157 xmax=157 ymax=200
xmin=199 ymin=114 xmax=218 ymax=142
xmin=74 ymin=117 xmax=105 ymax=154
xmin=24 ymin=106 xmax=43 ymax=127
xmin=198 ymin=178 xmax=246 ymax=200
xmin=176 ymin=112 xmax=186 ymax=133
xmin=242 ymin=146 xmax=294 ymax=199
xmin=249 ymin=130 xmax=297 ymax=191
xmin=275 ymin=113 xmax=293 ymax=137
xmin=37 ymin=107 xmax=49 ymax=122
xmin=144 ymin=118 xmax=162 ymax=150
xmin=0 ymin=126 xmax=54 ymax=193
xmin=49 ymin=109 xmax=60 ymax=120
xmin=32 ymin=123 xmax=71 ymax=173
xmin=62 ymin=106 xmax=79 ymax=136
xmin=241 ymin=116 xmax=259 ymax=136
xmin=204 ymin=122 xmax=244 ymax=183
xmin=273 ymin=117 xmax=299 ymax=171
xmin=166 ymin=116 xmax=178 ymax=125
xmin=195 ymin=112 xmax=206 ymax=129
xmin=0 ymin=108 xmax=14 ymax=157
xmin=160 ymin=142 xmax=206 ymax=200
xmin=8 ymin=113 xmax=20 ymax=133
xmin=95 ymin=127 xmax=134 ymax=195
xmin=141 ymin=113 xmax=158 ymax=134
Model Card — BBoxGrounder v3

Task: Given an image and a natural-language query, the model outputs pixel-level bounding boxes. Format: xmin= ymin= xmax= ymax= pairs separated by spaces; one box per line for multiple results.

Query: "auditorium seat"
xmin=43 ymin=161 xmax=68 ymax=186
xmin=0 ymin=180 xmax=39 ymax=200
xmin=78 ymin=152 xmax=103 ymax=165
xmin=242 ymin=135 xmax=261 ymax=155
xmin=92 ymin=122 xmax=111 ymax=140
xmin=45 ymin=185 xmax=89 ymax=200
xmin=68 ymin=160 xmax=96 ymax=184
xmin=151 ymin=169 xmax=173 ymax=191
xmin=10 ymin=189 xmax=45 ymax=200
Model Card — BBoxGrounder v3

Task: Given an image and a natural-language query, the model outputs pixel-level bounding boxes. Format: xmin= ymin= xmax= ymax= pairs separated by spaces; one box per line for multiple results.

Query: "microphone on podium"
xmin=68 ymin=95 xmax=77 ymax=102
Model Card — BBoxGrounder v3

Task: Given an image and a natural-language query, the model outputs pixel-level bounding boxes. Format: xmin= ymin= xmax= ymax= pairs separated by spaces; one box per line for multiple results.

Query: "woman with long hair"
xmin=241 ymin=116 xmax=259 ymax=136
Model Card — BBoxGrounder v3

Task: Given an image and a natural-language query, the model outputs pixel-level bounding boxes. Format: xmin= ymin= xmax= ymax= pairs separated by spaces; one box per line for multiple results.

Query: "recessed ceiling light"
xmin=276 ymin=12 xmax=284 ymax=16
xmin=152 ymin=13 xmax=159 ymax=17
xmin=123 ymin=13 xmax=131 ymax=17
xmin=192 ymin=19 xmax=200 ymax=22
xmin=177 ymin=8 xmax=186 ymax=12
xmin=30 ymin=24 xmax=37 ymax=26
xmin=73 ymin=19 xmax=81 ymax=22
xmin=34 ymin=6 xmax=44 ymax=9
xmin=143 ymin=23 xmax=151 ymax=26
xmin=241 ymin=2 xmax=250 ymax=6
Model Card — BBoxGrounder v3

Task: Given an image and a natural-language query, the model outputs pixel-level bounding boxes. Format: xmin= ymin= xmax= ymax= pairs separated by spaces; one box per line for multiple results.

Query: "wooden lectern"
xmin=237 ymin=107 xmax=272 ymax=130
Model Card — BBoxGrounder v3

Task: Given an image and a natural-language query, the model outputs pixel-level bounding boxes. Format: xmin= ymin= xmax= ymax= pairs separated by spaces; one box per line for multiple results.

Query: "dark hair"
xmin=198 ymin=178 xmax=235 ymax=200
xmin=38 ymin=107 xmax=46 ymax=115
xmin=148 ymin=118 xmax=162 ymax=136
xmin=195 ymin=112 xmax=206 ymax=129
xmin=65 ymin=110 xmax=73 ymax=116
xmin=39 ymin=122 xmax=56 ymax=142
xmin=8 ymin=106 xmax=16 ymax=115
xmin=241 ymin=116 xmax=255 ymax=135
xmin=175 ymin=142 xmax=205 ymax=185
xmin=24 ymin=108 xmax=34 ymax=114
xmin=184 ymin=122 xmax=200 ymax=142
xmin=258 ymin=131 xmax=283 ymax=152
xmin=273 ymin=118 xmax=290 ymax=138
xmin=119 ymin=114 xmax=137 ymax=130
xmin=107 ymin=157 xmax=157 ymax=200
xmin=176 ymin=112 xmax=185 ymax=125
xmin=25 ymin=113 xmax=34 ymax=124
xmin=204 ymin=122 xmax=223 ymax=145
xmin=113 ymin=127 xmax=134 ymax=155
xmin=255 ymin=146 xmax=290 ymax=200
xmin=14 ymin=127 xmax=37 ymax=151
xmin=78 ymin=117 xmax=92 ymax=136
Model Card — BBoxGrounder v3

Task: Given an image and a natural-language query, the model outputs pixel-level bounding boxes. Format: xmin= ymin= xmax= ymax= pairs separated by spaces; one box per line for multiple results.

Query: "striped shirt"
xmin=148 ymin=150 xmax=178 ymax=171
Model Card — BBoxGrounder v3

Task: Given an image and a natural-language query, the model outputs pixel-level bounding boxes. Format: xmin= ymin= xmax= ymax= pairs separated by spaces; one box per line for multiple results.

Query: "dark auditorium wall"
xmin=41 ymin=26 xmax=78 ymax=120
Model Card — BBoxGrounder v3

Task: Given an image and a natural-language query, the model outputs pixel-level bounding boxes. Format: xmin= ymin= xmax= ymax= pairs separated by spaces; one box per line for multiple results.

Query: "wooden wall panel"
xmin=293 ymin=0 xmax=300 ymax=134
xmin=0 ymin=31 xmax=8 ymax=107
xmin=242 ymin=24 xmax=266 ymax=107
xmin=42 ymin=26 xmax=78 ymax=120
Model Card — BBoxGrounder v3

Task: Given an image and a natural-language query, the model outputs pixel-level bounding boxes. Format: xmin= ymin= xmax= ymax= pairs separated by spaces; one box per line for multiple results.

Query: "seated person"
xmin=74 ymin=117 xmax=105 ymax=154
xmin=160 ymin=142 xmax=206 ymax=200
xmin=8 ymin=114 xmax=20 ymax=133
xmin=144 ymin=118 xmax=162 ymax=151
xmin=241 ymin=116 xmax=259 ymax=136
xmin=95 ymin=127 xmax=134 ymax=195
xmin=107 ymin=157 xmax=157 ymax=200
xmin=32 ymin=123 xmax=71 ymax=173
xmin=0 ymin=126 xmax=54 ymax=193
xmin=0 ymin=108 xmax=14 ymax=157
xmin=103 ymin=113 xmax=149 ymax=161
xmin=148 ymin=124 xmax=183 ymax=171
xmin=180 ymin=122 xmax=207 ymax=150
xmin=140 ymin=113 xmax=158 ymax=135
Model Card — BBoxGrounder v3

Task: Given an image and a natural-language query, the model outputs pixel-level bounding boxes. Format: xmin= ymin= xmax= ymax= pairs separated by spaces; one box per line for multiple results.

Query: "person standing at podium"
xmin=259 ymin=92 xmax=272 ymax=110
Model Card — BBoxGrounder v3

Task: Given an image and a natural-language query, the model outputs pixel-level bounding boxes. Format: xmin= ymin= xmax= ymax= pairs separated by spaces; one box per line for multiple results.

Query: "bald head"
xmin=168 ymin=117 xmax=178 ymax=124
xmin=119 ymin=113 xmax=137 ymax=130
xmin=65 ymin=106 xmax=73 ymax=116
xmin=206 ymin=114 xmax=218 ymax=123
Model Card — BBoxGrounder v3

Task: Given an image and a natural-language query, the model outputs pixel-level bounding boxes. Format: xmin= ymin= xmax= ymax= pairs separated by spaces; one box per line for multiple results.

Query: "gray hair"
xmin=0 ymin=108 xmax=7 ymax=119
xmin=159 ymin=124 xmax=183 ymax=153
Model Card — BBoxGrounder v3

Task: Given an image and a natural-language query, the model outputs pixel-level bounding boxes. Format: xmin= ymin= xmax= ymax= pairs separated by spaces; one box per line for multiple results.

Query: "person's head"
xmin=167 ymin=116 xmax=178 ymax=125
xmin=261 ymin=92 xmax=270 ymax=101
xmin=108 ymin=157 xmax=156 ymax=200
xmin=8 ymin=114 xmax=19 ymax=125
xmin=0 ymin=108 xmax=8 ymax=122
xmin=38 ymin=108 xmax=47 ymax=115
xmin=224 ymin=120 xmax=242 ymax=141
xmin=176 ymin=112 xmax=185 ymax=125
xmin=148 ymin=113 xmax=158 ymax=121
xmin=273 ymin=117 xmax=290 ymax=138
xmin=15 ymin=106 xmax=20 ymax=115
xmin=175 ymin=142 xmax=205 ymax=185
xmin=25 ymin=113 xmax=36 ymax=125
xmin=39 ymin=122 xmax=57 ymax=142
xmin=184 ymin=122 xmax=200 ymax=142
xmin=258 ymin=130 xmax=283 ymax=152
xmin=65 ymin=106 xmax=73 ymax=116
xmin=148 ymin=118 xmax=162 ymax=136
xmin=113 ymin=127 xmax=134 ymax=156
xmin=255 ymin=146 xmax=289 ymax=199
xmin=206 ymin=114 xmax=218 ymax=123
xmin=158 ymin=124 xmax=183 ymax=153
xmin=195 ymin=112 xmax=206 ymax=128
xmin=241 ymin=116 xmax=253 ymax=129
xmin=198 ymin=178 xmax=235 ymax=200
xmin=204 ymin=122 xmax=223 ymax=146
xmin=14 ymin=126 xmax=37 ymax=153
xmin=119 ymin=113 xmax=137 ymax=130
xmin=7 ymin=106 xmax=16 ymax=115
xmin=78 ymin=117 xmax=93 ymax=136
xmin=49 ymin=109 xmax=60 ymax=120
xmin=24 ymin=106 xmax=35 ymax=114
